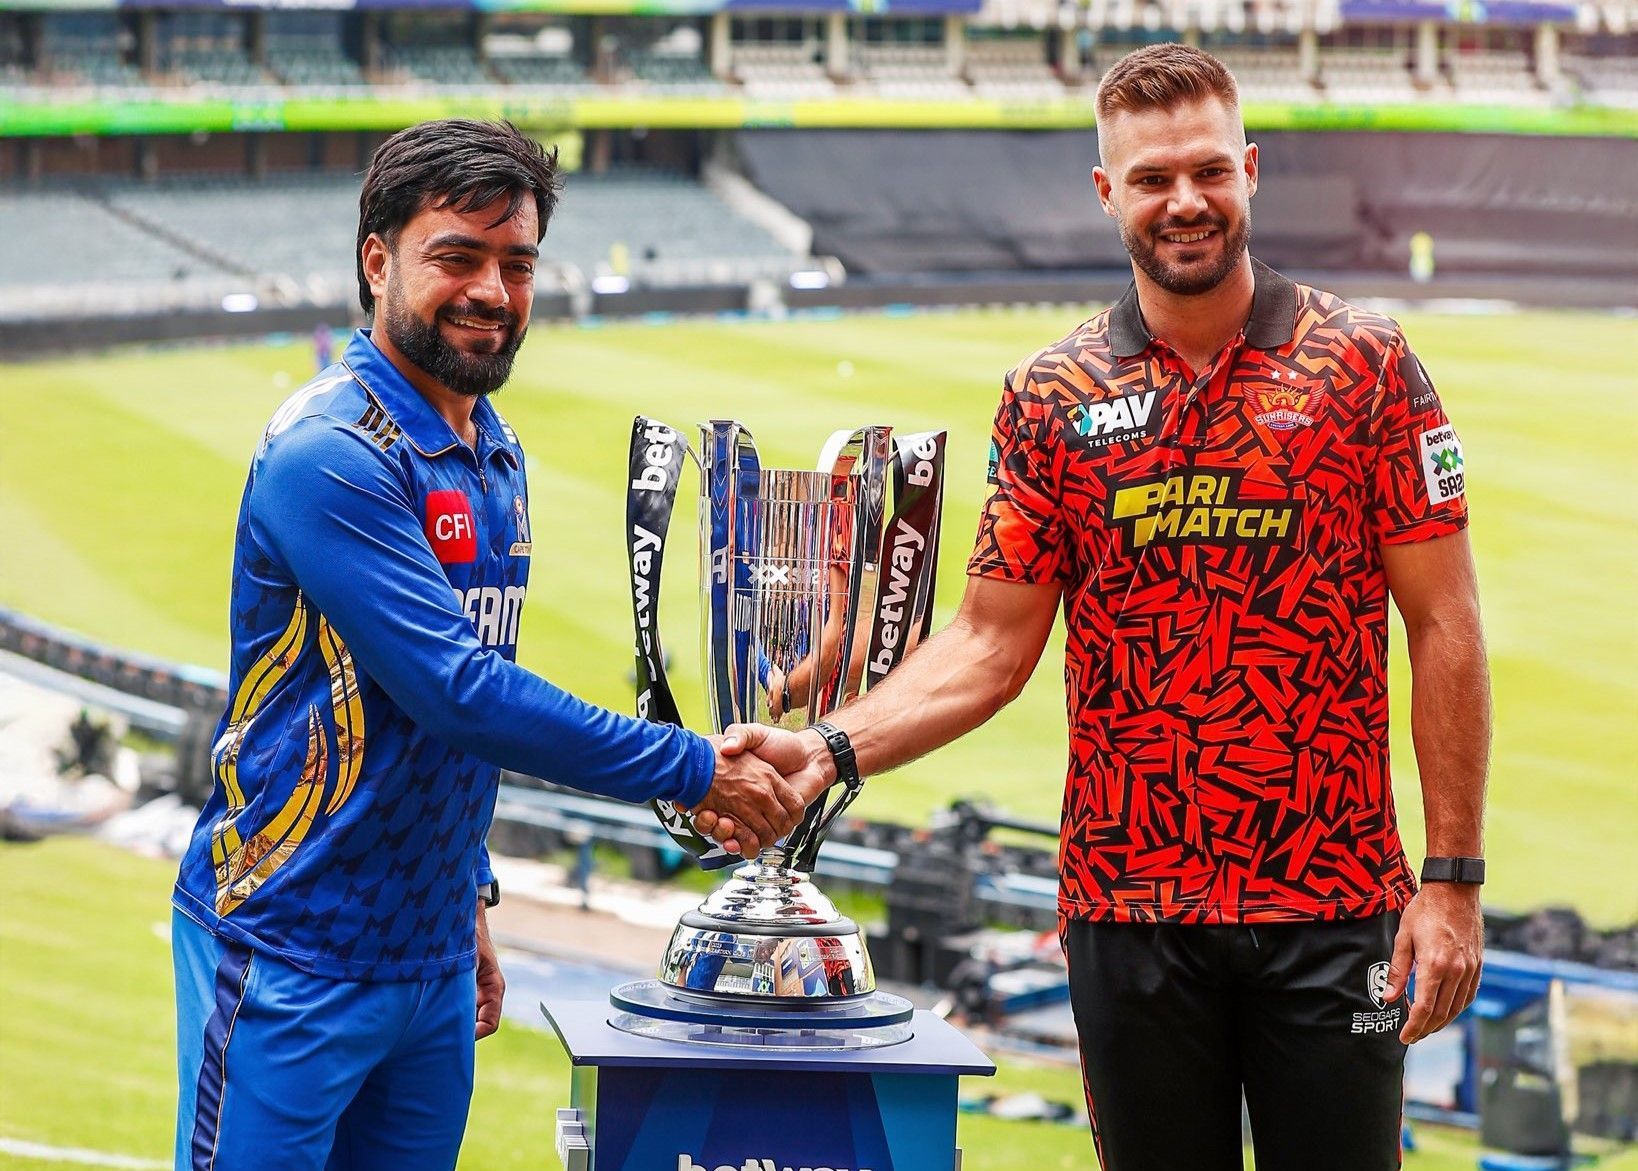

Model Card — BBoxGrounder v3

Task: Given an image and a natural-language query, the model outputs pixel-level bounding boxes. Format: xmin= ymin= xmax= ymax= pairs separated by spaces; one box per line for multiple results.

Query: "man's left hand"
xmin=1384 ymin=883 xmax=1483 ymax=1044
xmin=476 ymin=901 xmax=505 ymax=1040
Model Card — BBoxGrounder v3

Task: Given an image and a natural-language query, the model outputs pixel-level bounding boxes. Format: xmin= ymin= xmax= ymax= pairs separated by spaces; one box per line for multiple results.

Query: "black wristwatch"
xmin=477 ymin=879 xmax=501 ymax=908
xmin=1420 ymin=856 xmax=1485 ymax=885
xmin=810 ymin=721 xmax=861 ymax=791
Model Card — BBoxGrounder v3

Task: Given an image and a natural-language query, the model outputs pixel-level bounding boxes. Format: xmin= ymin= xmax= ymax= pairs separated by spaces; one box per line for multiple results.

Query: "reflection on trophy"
xmin=609 ymin=417 xmax=946 ymax=1050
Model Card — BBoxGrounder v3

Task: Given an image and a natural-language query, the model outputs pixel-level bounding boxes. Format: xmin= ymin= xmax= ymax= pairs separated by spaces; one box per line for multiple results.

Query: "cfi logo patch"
xmin=425 ymin=489 xmax=476 ymax=565
xmin=510 ymin=494 xmax=532 ymax=557
xmin=1247 ymin=372 xmax=1325 ymax=431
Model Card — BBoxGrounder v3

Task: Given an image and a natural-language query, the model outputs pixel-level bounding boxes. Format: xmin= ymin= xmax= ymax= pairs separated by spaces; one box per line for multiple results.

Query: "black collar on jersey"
xmin=1108 ymin=257 xmax=1299 ymax=359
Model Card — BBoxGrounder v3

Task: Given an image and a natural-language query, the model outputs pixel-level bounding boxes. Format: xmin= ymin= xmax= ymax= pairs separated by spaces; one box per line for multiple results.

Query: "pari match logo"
xmin=1108 ymin=470 xmax=1302 ymax=549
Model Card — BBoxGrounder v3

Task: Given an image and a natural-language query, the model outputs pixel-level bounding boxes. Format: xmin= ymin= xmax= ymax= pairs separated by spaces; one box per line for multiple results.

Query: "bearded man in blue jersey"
xmin=171 ymin=120 xmax=812 ymax=1171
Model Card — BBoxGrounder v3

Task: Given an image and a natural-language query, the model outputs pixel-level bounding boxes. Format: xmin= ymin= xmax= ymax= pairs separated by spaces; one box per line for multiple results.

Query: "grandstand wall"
xmin=735 ymin=128 xmax=1638 ymax=277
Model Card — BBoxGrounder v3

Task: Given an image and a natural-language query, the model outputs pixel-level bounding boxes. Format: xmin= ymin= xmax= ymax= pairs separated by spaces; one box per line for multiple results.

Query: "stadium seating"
xmin=1565 ymin=51 xmax=1638 ymax=107
xmin=2 ymin=170 xmax=813 ymax=322
xmin=487 ymin=53 xmax=592 ymax=87
xmin=1318 ymin=47 xmax=1425 ymax=103
xmin=964 ymin=38 xmax=1067 ymax=100
xmin=384 ymin=46 xmax=496 ymax=87
xmin=259 ymin=12 xmax=368 ymax=89
xmin=852 ymin=44 xmax=970 ymax=99
xmin=264 ymin=43 xmax=368 ymax=89
xmin=1211 ymin=45 xmax=1319 ymax=102
xmin=1446 ymin=48 xmax=1552 ymax=106
xmin=0 ymin=188 xmax=242 ymax=319
xmin=626 ymin=51 xmax=721 ymax=90
xmin=732 ymin=43 xmax=837 ymax=99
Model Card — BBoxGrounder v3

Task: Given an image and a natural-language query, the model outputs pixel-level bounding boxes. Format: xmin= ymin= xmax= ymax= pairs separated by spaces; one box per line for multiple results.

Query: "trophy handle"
xmin=811 ymin=425 xmax=894 ymax=717
xmin=700 ymin=420 xmax=763 ymax=734
xmin=627 ymin=415 xmax=740 ymax=871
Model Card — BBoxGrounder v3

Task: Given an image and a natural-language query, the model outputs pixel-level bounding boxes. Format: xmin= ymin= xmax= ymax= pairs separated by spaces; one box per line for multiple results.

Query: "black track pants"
xmin=1062 ymin=914 xmax=1409 ymax=1171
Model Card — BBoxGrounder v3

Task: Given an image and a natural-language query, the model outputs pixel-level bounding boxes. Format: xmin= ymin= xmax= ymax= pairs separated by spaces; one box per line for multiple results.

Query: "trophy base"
xmin=608 ymin=979 xmax=914 ymax=1051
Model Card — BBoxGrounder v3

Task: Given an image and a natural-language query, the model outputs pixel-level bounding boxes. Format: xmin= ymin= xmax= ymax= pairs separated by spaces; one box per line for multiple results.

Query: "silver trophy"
xmin=615 ymin=417 xmax=944 ymax=1042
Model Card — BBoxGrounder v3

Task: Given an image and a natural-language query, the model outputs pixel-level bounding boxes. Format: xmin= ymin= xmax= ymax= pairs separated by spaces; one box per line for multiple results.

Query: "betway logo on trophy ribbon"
xmin=680 ymin=1156 xmax=872 ymax=1171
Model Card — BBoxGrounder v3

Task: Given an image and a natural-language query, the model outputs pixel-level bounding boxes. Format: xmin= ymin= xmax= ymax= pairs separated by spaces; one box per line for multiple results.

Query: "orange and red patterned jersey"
xmin=969 ymin=261 xmax=1468 ymax=925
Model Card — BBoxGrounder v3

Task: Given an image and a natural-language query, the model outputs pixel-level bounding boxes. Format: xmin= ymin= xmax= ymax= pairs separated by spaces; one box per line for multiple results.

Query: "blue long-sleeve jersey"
xmin=174 ymin=330 xmax=715 ymax=981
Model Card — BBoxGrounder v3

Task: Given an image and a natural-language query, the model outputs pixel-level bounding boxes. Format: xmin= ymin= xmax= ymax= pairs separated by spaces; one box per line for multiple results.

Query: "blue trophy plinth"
xmin=541 ymin=990 xmax=996 ymax=1171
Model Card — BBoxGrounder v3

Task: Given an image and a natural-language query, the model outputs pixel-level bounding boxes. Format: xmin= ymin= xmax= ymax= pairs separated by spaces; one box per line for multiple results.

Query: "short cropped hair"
xmin=1094 ymin=43 xmax=1239 ymax=123
xmin=356 ymin=119 xmax=561 ymax=316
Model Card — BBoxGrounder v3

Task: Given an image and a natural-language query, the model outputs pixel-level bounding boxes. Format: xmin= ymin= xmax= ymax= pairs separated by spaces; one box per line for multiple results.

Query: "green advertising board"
xmin=1 ymin=93 xmax=1633 ymax=138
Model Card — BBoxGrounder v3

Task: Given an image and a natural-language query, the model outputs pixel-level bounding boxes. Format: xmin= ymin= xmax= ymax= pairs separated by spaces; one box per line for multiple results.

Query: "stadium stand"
xmin=627 ymin=50 xmax=720 ymax=89
xmin=1254 ymin=130 xmax=1638 ymax=277
xmin=263 ymin=14 xmax=368 ymax=89
xmin=157 ymin=12 xmax=265 ymax=88
xmin=1210 ymin=44 xmax=1319 ymax=102
xmin=0 ymin=187 xmax=241 ymax=319
xmin=1566 ymin=49 xmax=1638 ymax=105
xmin=488 ymin=53 xmax=593 ymax=86
xmin=732 ymin=43 xmax=837 ymax=99
xmin=384 ymin=45 xmax=496 ymax=87
xmin=38 ymin=13 xmax=144 ymax=90
xmin=0 ymin=170 xmax=814 ymax=323
xmin=964 ymin=37 xmax=1066 ymax=100
xmin=1318 ymin=46 xmax=1424 ymax=102
xmin=853 ymin=44 xmax=970 ymax=99
xmin=1446 ymin=47 xmax=1552 ymax=105
xmin=736 ymin=127 xmax=1635 ymax=279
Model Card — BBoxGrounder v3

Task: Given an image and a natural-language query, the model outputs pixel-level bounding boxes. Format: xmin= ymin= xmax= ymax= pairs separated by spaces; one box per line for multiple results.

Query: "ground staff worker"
xmin=171 ymin=120 xmax=812 ymax=1171
xmin=706 ymin=45 xmax=1491 ymax=1170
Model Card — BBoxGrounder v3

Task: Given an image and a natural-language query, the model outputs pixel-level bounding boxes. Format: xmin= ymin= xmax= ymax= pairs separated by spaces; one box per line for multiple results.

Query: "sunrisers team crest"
xmin=1246 ymin=375 xmax=1325 ymax=431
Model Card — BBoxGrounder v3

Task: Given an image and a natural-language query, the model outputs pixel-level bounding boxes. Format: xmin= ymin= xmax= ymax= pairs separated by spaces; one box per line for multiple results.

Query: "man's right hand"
xmin=691 ymin=726 xmax=836 ymax=849
xmin=682 ymin=732 xmax=812 ymax=858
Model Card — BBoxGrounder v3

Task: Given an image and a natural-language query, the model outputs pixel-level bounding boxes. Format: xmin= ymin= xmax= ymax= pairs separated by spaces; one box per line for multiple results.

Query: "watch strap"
xmin=477 ymin=879 xmax=501 ymax=907
xmin=811 ymin=721 xmax=861 ymax=792
xmin=1420 ymin=856 xmax=1485 ymax=885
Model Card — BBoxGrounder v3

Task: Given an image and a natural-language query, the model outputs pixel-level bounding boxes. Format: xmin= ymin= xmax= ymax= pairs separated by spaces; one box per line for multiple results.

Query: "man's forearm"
xmin=1406 ymin=612 xmax=1491 ymax=857
xmin=825 ymin=615 xmax=1032 ymax=778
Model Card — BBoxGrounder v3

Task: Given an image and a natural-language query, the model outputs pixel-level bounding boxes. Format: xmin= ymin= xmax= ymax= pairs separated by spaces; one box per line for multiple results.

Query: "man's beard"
xmin=381 ymin=277 xmax=525 ymax=399
xmin=1119 ymin=206 xmax=1251 ymax=296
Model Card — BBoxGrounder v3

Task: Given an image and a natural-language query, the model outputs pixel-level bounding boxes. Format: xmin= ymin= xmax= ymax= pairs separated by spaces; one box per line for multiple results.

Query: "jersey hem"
xmin=1055 ymin=880 xmax=1416 ymax=925
xmin=172 ymin=887 xmax=479 ymax=983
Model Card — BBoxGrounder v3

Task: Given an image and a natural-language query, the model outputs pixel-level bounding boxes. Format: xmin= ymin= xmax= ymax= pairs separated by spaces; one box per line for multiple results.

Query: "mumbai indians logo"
xmin=1109 ymin=471 xmax=1302 ymax=549
xmin=1247 ymin=377 xmax=1324 ymax=431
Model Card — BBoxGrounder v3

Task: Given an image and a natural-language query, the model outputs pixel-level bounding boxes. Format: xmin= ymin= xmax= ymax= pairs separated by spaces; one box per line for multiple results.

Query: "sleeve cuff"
xmin=675 ymin=731 xmax=716 ymax=809
xmin=1380 ymin=512 xmax=1469 ymax=546
xmin=475 ymin=863 xmax=496 ymax=887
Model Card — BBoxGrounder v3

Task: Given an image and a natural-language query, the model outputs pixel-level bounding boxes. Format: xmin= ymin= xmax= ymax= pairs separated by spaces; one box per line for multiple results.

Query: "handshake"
xmin=678 ymin=726 xmax=843 ymax=858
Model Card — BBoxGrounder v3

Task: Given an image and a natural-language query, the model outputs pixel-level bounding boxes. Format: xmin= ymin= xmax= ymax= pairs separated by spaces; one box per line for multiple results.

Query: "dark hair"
xmin=1094 ymin=43 xmax=1239 ymax=123
xmin=356 ymin=119 xmax=561 ymax=316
